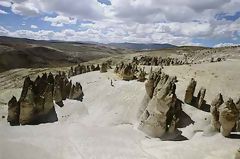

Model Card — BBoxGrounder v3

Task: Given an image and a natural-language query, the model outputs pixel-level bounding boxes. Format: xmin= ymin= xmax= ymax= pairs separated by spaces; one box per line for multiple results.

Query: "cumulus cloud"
xmin=43 ymin=15 xmax=77 ymax=27
xmin=108 ymin=0 xmax=232 ymax=23
xmin=0 ymin=1 xmax=12 ymax=7
xmin=214 ymin=43 xmax=240 ymax=47
xmin=11 ymin=1 xmax=40 ymax=16
xmin=4 ymin=0 xmax=105 ymax=20
xmin=0 ymin=0 xmax=240 ymax=45
xmin=0 ymin=9 xmax=8 ymax=14
xmin=30 ymin=25 xmax=38 ymax=29
xmin=0 ymin=26 xmax=10 ymax=36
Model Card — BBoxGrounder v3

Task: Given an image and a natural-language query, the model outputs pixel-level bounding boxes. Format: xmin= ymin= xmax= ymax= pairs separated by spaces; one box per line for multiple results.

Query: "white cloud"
xmin=0 ymin=0 xmax=240 ymax=45
xmin=214 ymin=43 xmax=240 ymax=47
xmin=11 ymin=1 xmax=40 ymax=16
xmin=0 ymin=9 xmax=8 ymax=14
xmin=0 ymin=1 xmax=12 ymax=7
xmin=30 ymin=25 xmax=38 ymax=29
xmin=4 ymin=0 xmax=105 ymax=20
xmin=43 ymin=15 xmax=77 ymax=27
xmin=0 ymin=26 xmax=10 ymax=36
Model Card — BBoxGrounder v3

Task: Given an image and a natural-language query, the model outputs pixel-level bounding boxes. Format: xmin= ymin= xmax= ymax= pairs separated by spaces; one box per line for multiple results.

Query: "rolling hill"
xmin=0 ymin=36 xmax=133 ymax=72
xmin=107 ymin=42 xmax=177 ymax=50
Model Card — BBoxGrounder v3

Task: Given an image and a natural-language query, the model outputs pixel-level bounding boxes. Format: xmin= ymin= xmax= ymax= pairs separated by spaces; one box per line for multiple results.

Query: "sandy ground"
xmin=0 ymin=64 xmax=239 ymax=159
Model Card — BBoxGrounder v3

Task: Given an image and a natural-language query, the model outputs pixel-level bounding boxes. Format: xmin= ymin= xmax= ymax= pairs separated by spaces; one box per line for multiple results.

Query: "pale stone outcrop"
xmin=54 ymin=75 xmax=64 ymax=107
xmin=139 ymin=74 xmax=181 ymax=137
xmin=236 ymin=98 xmax=240 ymax=132
xmin=121 ymin=64 xmax=135 ymax=81
xmin=184 ymin=78 xmax=197 ymax=105
xmin=68 ymin=67 xmax=74 ymax=78
xmin=137 ymin=68 xmax=146 ymax=82
xmin=210 ymin=93 xmax=224 ymax=131
xmin=69 ymin=82 xmax=84 ymax=101
xmin=219 ymin=98 xmax=239 ymax=136
xmin=19 ymin=84 xmax=35 ymax=125
xmin=196 ymin=87 xmax=206 ymax=109
xmin=7 ymin=96 xmax=20 ymax=126
xmin=95 ymin=64 xmax=100 ymax=71
xmin=19 ymin=76 xmax=32 ymax=102
xmin=90 ymin=64 xmax=95 ymax=71
xmin=100 ymin=63 xmax=108 ymax=73
xmin=7 ymin=72 xmax=83 ymax=126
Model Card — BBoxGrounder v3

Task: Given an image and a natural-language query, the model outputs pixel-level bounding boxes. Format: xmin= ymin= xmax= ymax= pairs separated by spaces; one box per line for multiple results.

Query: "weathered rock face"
xmin=7 ymin=96 xmax=20 ymax=126
xmin=54 ymin=75 xmax=64 ymax=107
xmin=236 ymin=98 xmax=240 ymax=132
xmin=7 ymin=72 xmax=84 ymax=126
xmin=68 ymin=67 xmax=74 ymax=78
xmin=100 ymin=63 xmax=108 ymax=73
xmin=19 ymin=85 xmax=35 ymax=125
xmin=219 ymin=98 xmax=239 ymax=136
xmin=69 ymin=82 xmax=84 ymax=101
xmin=90 ymin=64 xmax=95 ymax=71
xmin=210 ymin=93 xmax=224 ymax=131
xmin=95 ymin=64 xmax=100 ymax=71
xmin=139 ymin=72 xmax=181 ymax=138
xmin=184 ymin=78 xmax=197 ymax=105
xmin=196 ymin=87 xmax=206 ymax=109
xmin=137 ymin=68 xmax=146 ymax=82
xmin=236 ymin=98 xmax=240 ymax=111
xmin=121 ymin=64 xmax=135 ymax=81
xmin=86 ymin=65 xmax=91 ymax=72
xmin=19 ymin=76 xmax=33 ymax=102
xmin=132 ymin=55 xmax=188 ymax=66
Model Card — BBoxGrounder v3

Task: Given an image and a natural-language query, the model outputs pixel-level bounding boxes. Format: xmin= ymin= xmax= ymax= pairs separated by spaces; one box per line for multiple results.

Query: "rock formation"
xmin=219 ymin=98 xmax=239 ymax=136
xmin=7 ymin=72 xmax=84 ymax=126
xmin=69 ymin=82 xmax=84 ymax=101
xmin=132 ymin=56 xmax=188 ymax=67
xmin=7 ymin=96 xmax=20 ymax=126
xmin=210 ymin=93 xmax=224 ymax=131
xmin=95 ymin=64 xmax=100 ymax=71
xmin=68 ymin=67 xmax=74 ymax=78
xmin=100 ymin=62 xmax=108 ymax=73
xmin=137 ymin=68 xmax=146 ymax=82
xmin=19 ymin=84 xmax=35 ymax=125
xmin=114 ymin=62 xmax=141 ymax=81
xmin=138 ymin=71 xmax=181 ymax=138
xmin=54 ymin=75 xmax=64 ymax=107
xmin=235 ymin=98 xmax=240 ymax=132
xmin=184 ymin=78 xmax=197 ymax=105
xmin=195 ymin=87 xmax=206 ymax=109
xmin=121 ymin=64 xmax=135 ymax=81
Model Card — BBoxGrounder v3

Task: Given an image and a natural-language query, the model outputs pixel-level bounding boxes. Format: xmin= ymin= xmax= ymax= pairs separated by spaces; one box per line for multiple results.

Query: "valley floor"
xmin=0 ymin=59 xmax=240 ymax=159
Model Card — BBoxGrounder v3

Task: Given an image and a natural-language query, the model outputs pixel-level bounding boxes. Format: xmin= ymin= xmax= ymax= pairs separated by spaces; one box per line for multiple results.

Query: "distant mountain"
xmin=0 ymin=36 xmax=133 ymax=72
xmin=107 ymin=43 xmax=177 ymax=50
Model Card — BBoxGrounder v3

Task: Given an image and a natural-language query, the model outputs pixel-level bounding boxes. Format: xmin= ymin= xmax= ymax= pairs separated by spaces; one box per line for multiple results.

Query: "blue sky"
xmin=0 ymin=0 xmax=240 ymax=47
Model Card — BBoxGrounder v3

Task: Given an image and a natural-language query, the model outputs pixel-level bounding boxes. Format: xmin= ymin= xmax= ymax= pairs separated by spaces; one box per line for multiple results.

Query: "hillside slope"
xmin=0 ymin=36 xmax=133 ymax=72
xmin=0 ymin=46 xmax=77 ymax=72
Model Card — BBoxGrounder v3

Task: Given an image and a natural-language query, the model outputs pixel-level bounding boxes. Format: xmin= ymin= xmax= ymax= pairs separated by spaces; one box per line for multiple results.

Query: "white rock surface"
xmin=0 ymin=65 xmax=239 ymax=159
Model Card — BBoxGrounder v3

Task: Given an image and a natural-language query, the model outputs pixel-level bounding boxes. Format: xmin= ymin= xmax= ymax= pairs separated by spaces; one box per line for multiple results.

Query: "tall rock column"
xmin=19 ymin=85 xmax=35 ymax=125
xmin=184 ymin=78 xmax=197 ymax=105
xmin=210 ymin=93 xmax=224 ymax=131
xmin=219 ymin=98 xmax=239 ymax=136
xmin=7 ymin=96 xmax=20 ymax=126
xmin=139 ymin=74 xmax=181 ymax=138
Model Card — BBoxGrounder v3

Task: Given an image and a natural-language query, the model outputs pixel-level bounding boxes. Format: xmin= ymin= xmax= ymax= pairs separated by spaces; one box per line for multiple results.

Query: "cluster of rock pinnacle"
xmin=114 ymin=62 xmax=146 ymax=82
xmin=138 ymin=68 xmax=181 ymax=137
xmin=184 ymin=78 xmax=240 ymax=137
xmin=7 ymin=72 xmax=84 ymax=126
